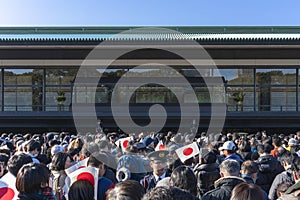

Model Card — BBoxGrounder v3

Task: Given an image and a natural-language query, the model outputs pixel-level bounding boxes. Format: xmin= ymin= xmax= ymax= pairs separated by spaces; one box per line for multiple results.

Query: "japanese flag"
xmin=155 ymin=140 xmax=166 ymax=151
xmin=115 ymin=137 xmax=132 ymax=152
xmin=175 ymin=142 xmax=199 ymax=163
xmin=65 ymin=158 xmax=89 ymax=176
xmin=0 ymin=181 xmax=15 ymax=200
xmin=69 ymin=166 xmax=99 ymax=200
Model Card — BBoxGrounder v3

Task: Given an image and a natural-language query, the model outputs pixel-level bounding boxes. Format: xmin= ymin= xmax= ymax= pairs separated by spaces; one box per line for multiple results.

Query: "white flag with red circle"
xmin=155 ymin=140 xmax=166 ymax=151
xmin=69 ymin=166 xmax=98 ymax=200
xmin=175 ymin=142 xmax=199 ymax=163
xmin=0 ymin=181 xmax=15 ymax=200
xmin=115 ymin=137 xmax=131 ymax=152
xmin=65 ymin=158 xmax=89 ymax=176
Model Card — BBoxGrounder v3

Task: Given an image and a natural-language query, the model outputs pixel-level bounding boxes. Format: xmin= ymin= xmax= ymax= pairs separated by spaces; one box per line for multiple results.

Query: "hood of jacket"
xmin=214 ymin=176 xmax=245 ymax=188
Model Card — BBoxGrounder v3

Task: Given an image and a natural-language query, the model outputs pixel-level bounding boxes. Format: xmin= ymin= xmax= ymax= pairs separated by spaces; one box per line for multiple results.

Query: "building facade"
xmin=0 ymin=26 xmax=300 ymax=133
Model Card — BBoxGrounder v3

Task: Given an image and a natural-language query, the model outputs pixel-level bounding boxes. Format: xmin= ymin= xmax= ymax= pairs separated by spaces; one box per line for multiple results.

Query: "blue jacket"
xmin=97 ymin=176 xmax=114 ymax=200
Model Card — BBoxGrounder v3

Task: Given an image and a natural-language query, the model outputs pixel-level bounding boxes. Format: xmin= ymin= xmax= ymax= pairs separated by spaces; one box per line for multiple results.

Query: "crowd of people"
xmin=0 ymin=130 xmax=300 ymax=200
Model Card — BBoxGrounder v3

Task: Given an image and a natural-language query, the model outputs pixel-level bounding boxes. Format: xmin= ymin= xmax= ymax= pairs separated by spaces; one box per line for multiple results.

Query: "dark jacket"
xmin=268 ymin=168 xmax=293 ymax=200
xmin=140 ymin=171 xmax=171 ymax=192
xmin=169 ymin=187 xmax=200 ymax=200
xmin=202 ymin=176 xmax=245 ymax=200
xmin=255 ymin=154 xmax=283 ymax=193
xmin=194 ymin=163 xmax=220 ymax=196
xmin=241 ymin=174 xmax=269 ymax=200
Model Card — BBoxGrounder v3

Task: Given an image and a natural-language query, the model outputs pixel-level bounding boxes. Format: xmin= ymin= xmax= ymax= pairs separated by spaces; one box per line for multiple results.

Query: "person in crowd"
xmin=25 ymin=140 xmax=41 ymax=163
xmin=268 ymin=151 xmax=294 ymax=200
xmin=241 ymin=160 xmax=259 ymax=184
xmin=194 ymin=149 xmax=220 ymax=196
xmin=0 ymin=153 xmax=32 ymax=200
xmin=219 ymin=141 xmax=244 ymax=164
xmin=237 ymin=138 xmax=252 ymax=161
xmin=169 ymin=165 xmax=198 ymax=197
xmin=255 ymin=143 xmax=283 ymax=193
xmin=240 ymin=160 xmax=269 ymax=200
xmin=230 ymin=182 xmax=265 ymax=200
xmin=277 ymin=156 xmax=300 ymax=200
xmin=270 ymin=137 xmax=281 ymax=158
xmin=16 ymin=163 xmax=56 ymax=200
xmin=276 ymin=182 xmax=293 ymax=199
xmin=202 ymin=159 xmax=245 ymax=200
xmin=140 ymin=150 xmax=171 ymax=192
xmin=87 ymin=152 xmax=114 ymax=200
xmin=106 ymin=180 xmax=145 ymax=200
xmin=68 ymin=180 xmax=94 ymax=200
xmin=50 ymin=152 xmax=72 ymax=200
xmin=142 ymin=186 xmax=199 ymax=200
xmin=287 ymin=138 xmax=298 ymax=152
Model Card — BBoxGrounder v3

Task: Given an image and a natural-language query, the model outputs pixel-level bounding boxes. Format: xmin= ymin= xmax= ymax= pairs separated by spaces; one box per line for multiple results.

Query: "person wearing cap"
xmin=219 ymin=141 xmax=244 ymax=164
xmin=140 ymin=150 xmax=171 ymax=192
xmin=287 ymin=138 xmax=298 ymax=152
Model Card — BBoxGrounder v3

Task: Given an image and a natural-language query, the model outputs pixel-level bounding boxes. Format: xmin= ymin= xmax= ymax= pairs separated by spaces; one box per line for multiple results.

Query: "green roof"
xmin=1 ymin=26 xmax=300 ymax=42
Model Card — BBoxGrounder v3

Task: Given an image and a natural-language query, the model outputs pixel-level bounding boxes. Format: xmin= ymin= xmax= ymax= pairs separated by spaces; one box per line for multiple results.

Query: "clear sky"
xmin=0 ymin=0 xmax=299 ymax=26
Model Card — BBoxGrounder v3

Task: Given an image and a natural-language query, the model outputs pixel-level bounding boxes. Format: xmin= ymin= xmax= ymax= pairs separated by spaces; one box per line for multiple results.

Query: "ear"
xmin=220 ymin=172 xmax=225 ymax=178
xmin=293 ymin=171 xmax=299 ymax=182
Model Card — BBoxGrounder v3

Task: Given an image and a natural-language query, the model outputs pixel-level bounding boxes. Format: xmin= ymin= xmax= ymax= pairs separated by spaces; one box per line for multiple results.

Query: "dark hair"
xmin=68 ymin=180 xmax=94 ymax=200
xmin=276 ymin=182 xmax=293 ymax=198
xmin=169 ymin=166 xmax=197 ymax=196
xmin=87 ymin=152 xmax=107 ymax=167
xmin=280 ymin=151 xmax=292 ymax=165
xmin=8 ymin=153 xmax=32 ymax=177
xmin=142 ymin=186 xmax=172 ymax=200
xmin=230 ymin=182 xmax=264 ymax=200
xmin=106 ymin=180 xmax=145 ymax=200
xmin=81 ymin=143 xmax=100 ymax=158
xmin=201 ymin=151 xmax=217 ymax=164
xmin=27 ymin=140 xmax=41 ymax=152
xmin=51 ymin=152 xmax=71 ymax=171
xmin=241 ymin=160 xmax=258 ymax=175
xmin=16 ymin=163 xmax=50 ymax=194
xmin=272 ymin=137 xmax=282 ymax=147
xmin=238 ymin=139 xmax=251 ymax=152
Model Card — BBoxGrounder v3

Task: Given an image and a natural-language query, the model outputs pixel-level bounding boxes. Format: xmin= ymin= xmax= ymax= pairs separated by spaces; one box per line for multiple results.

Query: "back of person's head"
xmin=241 ymin=160 xmax=258 ymax=175
xmin=276 ymin=182 xmax=293 ymax=198
xmin=106 ymin=180 xmax=145 ymax=200
xmin=169 ymin=166 xmax=197 ymax=196
xmin=16 ymin=163 xmax=50 ymax=194
xmin=68 ymin=180 xmax=94 ymax=200
xmin=68 ymin=138 xmax=84 ymax=151
xmin=87 ymin=152 xmax=107 ymax=168
xmin=8 ymin=153 xmax=32 ymax=177
xmin=280 ymin=151 xmax=292 ymax=165
xmin=272 ymin=137 xmax=281 ymax=147
xmin=230 ymin=182 xmax=265 ymax=200
xmin=142 ymin=186 xmax=172 ymax=200
xmin=200 ymin=151 xmax=217 ymax=164
xmin=51 ymin=152 xmax=71 ymax=171
xmin=238 ymin=139 xmax=251 ymax=152
xmin=220 ymin=159 xmax=240 ymax=177
xmin=82 ymin=142 xmax=100 ymax=158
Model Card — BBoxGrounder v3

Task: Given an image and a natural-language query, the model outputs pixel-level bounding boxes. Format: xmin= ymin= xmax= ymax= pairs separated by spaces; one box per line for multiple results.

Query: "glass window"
xmin=214 ymin=69 xmax=254 ymax=85
xmin=226 ymin=87 xmax=255 ymax=111
xmin=46 ymin=69 xmax=78 ymax=85
xmin=256 ymin=69 xmax=296 ymax=85
xmin=45 ymin=87 xmax=71 ymax=111
xmin=256 ymin=86 xmax=296 ymax=111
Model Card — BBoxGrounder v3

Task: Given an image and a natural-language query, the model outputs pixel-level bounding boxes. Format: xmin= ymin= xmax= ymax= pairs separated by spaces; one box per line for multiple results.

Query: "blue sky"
xmin=0 ymin=0 xmax=299 ymax=26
